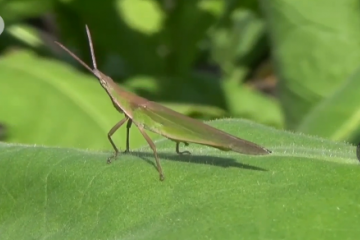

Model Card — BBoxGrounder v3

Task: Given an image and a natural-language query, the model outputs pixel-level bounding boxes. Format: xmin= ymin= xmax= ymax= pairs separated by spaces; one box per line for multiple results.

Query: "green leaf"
xmin=260 ymin=0 xmax=360 ymax=129
xmin=117 ymin=0 xmax=164 ymax=35
xmin=6 ymin=24 xmax=44 ymax=48
xmin=298 ymin=66 xmax=360 ymax=142
xmin=0 ymin=119 xmax=359 ymax=239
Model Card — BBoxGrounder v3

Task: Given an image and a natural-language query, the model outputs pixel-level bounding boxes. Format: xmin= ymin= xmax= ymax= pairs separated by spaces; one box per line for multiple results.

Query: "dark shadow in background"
xmin=51 ymin=0 xmax=230 ymax=111
xmin=127 ymin=151 xmax=267 ymax=172
xmin=0 ymin=123 xmax=7 ymax=141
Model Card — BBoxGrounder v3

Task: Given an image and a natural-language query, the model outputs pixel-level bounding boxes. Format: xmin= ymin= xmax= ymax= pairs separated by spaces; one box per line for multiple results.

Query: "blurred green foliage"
xmin=0 ymin=0 xmax=359 ymax=147
xmin=0 ymin=0 xmax=284 ymax=150
xmin=0 ymin=0 xmax=358 ymax=150
xmin=1 ymin=1 xmax=360 ymax=239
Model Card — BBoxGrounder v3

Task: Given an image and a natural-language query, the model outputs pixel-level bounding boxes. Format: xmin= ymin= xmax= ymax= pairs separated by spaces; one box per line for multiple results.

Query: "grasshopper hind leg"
xmin=176 ymin=142 xmax=191 ymax=155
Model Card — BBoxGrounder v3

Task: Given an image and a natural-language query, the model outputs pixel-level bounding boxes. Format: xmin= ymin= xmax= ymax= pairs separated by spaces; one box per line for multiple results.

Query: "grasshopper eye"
xmin=100 ymin=78 xmax=107 ymax=87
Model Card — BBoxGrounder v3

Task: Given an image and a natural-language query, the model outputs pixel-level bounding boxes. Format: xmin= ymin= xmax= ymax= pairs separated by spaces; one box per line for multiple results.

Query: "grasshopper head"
xmin=93 ymin=69 xmax=110 ymax=88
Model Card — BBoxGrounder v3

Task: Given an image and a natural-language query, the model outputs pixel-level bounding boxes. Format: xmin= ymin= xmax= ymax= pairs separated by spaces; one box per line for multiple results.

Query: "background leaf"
xmin=298 ymin=66 xmax=360 ymax=142
xmin=260 ymin=0 xmax=360 ymax=129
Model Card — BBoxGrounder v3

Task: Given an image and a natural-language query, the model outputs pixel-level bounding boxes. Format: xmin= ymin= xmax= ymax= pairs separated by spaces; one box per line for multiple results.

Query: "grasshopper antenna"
xmin=54 ymin=33 xmax=94 ymax=73
xmin=85 ymin=25 xmax=97 ymax=70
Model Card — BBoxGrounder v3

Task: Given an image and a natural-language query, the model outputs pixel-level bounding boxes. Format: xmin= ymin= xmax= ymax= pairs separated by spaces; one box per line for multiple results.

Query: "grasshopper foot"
xmin=107 ymin=151 xmax=119 ymax=164
xmin=176 ymin=142 xmax=191 ymax=155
